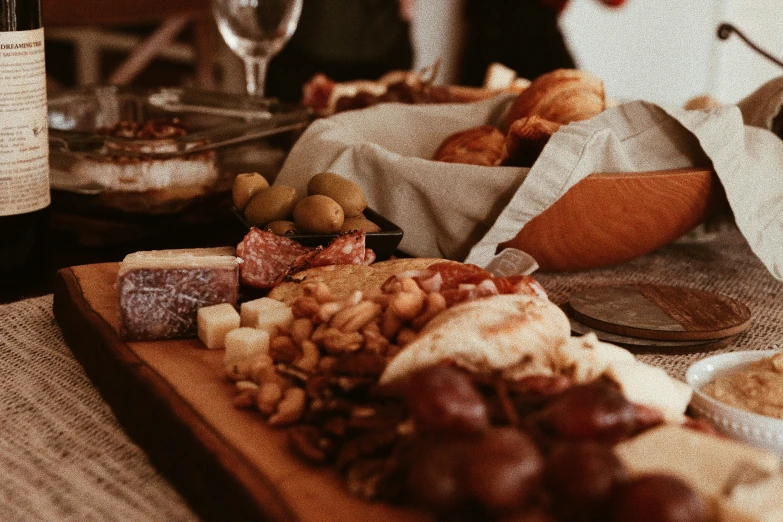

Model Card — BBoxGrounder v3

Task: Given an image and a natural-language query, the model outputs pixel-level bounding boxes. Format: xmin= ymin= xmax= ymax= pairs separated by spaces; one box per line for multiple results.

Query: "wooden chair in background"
xmin=43 ymin=0 xmax=219 ymax=88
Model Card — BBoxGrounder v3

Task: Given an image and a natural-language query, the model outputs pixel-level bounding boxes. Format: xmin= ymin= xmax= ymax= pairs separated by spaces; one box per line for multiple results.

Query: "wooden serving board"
xmin=567 ymin=316 xmax=737 ymax=355
xmin=568 ymin=285 xmax=752 ymax=342
xmin=52 ymin=263 xmax=427 ymax=522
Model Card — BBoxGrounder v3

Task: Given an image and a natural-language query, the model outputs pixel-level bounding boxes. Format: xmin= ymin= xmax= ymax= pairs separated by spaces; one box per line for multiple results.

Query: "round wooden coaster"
xmin=567 ymin=316 xmax=737 ymax=355
xmin=567 ymin=284 xmax=752 ymax=342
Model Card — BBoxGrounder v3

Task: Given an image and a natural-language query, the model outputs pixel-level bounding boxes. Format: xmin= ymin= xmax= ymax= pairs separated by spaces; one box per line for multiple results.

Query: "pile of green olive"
xmin=232 ymin=172 xmax=381 ymax=236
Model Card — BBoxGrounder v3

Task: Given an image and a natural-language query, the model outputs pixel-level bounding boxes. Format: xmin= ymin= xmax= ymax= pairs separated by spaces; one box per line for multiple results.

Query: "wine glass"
xmin=212 ymin=0 xmax=303 ymax=98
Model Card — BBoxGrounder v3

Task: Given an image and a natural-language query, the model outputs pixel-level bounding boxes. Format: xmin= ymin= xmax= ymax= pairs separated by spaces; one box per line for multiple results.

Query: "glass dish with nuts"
xmin=48 ymin=86 xmax=310 ymax=216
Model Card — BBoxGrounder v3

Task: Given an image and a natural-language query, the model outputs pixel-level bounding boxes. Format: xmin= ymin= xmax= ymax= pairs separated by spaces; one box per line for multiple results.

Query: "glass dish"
xmin=46 ymin=86 xmax=312 ymax=247
xmin=233 ymin=208 xmax=404 ymax=261
xmin=48 ymin=86 xmax=311 ymax=214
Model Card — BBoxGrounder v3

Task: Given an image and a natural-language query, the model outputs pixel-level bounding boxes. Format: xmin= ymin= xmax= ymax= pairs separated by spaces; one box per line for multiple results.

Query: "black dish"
xmin=234 ymin=207 xmax=404 ymax=261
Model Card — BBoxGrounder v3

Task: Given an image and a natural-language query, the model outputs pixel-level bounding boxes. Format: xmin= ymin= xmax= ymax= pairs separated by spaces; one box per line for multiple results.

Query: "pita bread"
xmin=379 ymin=293 xmax=571 ymax=386
xmin=268 ymin=258 xmax=457 ymax=305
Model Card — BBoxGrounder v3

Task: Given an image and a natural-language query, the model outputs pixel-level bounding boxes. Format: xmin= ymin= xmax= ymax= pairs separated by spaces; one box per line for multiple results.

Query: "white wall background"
xmin=711 ymin=0 xmax=783 ymax=103
xmin=411 ymin=0 xmax=465 ymax=84
xmin=409 ymin=0 xmax=783 ymax=105
xmin=560 ymin=0 xmax=783 ymax=106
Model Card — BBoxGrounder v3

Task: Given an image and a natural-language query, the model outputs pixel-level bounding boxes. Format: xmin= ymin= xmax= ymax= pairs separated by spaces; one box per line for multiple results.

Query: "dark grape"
xmin=499 ymin=505 xmax=557 ymax=522
xmin=544 ymin=441 xmax=627 ymax=521
xmin=507 ymin=374 xmax=574 ymax=417
xmin=464 ymin=427 xmax=545 ymax=511
xmin=405 ymin=364 xmax=489 ymax=435
xmin=537 ymin=379 xmax=639 ymax=444
xmin=610 ymin=474 xmax=710 ymax=522
xmin=407 ymin=436 xmax=473 ymax=512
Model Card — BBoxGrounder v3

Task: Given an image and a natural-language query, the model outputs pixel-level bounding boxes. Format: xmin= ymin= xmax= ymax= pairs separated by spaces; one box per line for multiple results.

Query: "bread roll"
xmin=268 ymin=258 xmax=454 ymax=305
xmin=433 ymin=125 xmax=506 ymax=166
xmin=502 ymin=115 xmax=562 ymax=167
xmin=504 ymin=68 xmax=605 ymax=130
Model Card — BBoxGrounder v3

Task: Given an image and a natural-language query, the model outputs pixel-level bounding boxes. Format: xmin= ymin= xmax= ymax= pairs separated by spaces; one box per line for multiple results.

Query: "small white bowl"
xmin=686 ymin=350 xmax=783 ymax=459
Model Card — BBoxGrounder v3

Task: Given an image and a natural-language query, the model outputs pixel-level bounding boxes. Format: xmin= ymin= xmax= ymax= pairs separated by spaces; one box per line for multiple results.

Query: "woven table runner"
xmin=0 ymin=224 xmax=780 ymax=521
xmin=535 ymin=224 xmax=783 ymax=380
xmin=0 ymin=296 xmax=200 ymax=522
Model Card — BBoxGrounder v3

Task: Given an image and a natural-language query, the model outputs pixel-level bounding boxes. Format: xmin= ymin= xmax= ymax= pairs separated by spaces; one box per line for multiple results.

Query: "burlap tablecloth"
xmin=0 ymin=297 xmax=200 ymax=521
xmin=0 ymin=224 xmax=781 ymax=521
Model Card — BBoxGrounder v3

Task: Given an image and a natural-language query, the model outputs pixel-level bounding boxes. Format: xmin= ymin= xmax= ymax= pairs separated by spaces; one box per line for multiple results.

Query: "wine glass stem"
xmin=244 ymin=57 xmax=269 ymax=97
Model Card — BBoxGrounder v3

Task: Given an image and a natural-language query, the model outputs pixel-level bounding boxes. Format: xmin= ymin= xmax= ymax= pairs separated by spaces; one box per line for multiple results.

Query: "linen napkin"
xmin=275 ymin=95 xmax=528 ymax=261
xmin=275 ymin=80 xmax=783 ymax=280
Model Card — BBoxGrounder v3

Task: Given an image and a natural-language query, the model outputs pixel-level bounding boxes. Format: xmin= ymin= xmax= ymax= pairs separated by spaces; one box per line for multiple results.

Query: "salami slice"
xmin=276 ymin=248 xmax=322 ymax=284
xmin=237 ymin=229 xmax=311 ymax=288
xmin=425 ymin=262 xmax=493 ymax=290
xmin=311 ymin=231 xmax=369 ymax=267
xmin=492 ymin=275 xmax=547 ymax=298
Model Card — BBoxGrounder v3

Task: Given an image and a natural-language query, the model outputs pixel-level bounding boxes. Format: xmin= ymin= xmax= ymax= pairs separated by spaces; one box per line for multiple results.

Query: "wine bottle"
xmin=0 ymin=0 xmax=50 ymax=295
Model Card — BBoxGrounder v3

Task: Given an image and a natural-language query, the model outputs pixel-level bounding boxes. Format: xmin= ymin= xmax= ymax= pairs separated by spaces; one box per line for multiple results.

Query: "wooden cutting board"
xmin=52 ymin=263 xmax=427 ymax=522
xmin=567 ymin=316 xmax=737 ymax=355
xmin=568 ymin=285 xmax=752 ymax=342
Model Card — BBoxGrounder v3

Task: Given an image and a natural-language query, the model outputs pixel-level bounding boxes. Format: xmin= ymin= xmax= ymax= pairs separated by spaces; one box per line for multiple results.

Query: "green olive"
xmin=232 ymin=172 xmax=269 ymax=211
xmin=293 ymin=195 xmax=344 ymax=234
xmin=243 ymin=184 xmax=298 ymax=228
xmin=339 ymin=215 xmax=381 ymax=233
xmin=265 ymin=220 xmax=298 ymax=236
xmin=306 ymin=172 xmax=368 ymax=218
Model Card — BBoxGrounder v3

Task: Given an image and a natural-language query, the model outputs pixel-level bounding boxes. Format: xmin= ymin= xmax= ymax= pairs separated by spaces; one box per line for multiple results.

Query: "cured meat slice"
xmin=492 ymin=275 xmax=547 ymax=298
xmin=275 ymin=248 xmax=322 ymax=284
xmin=311 ymin=231 xmax=371 ymax=268
xmin=424 ymin=262 xmax=493 ymax=289
xmin=237 ymin=229 xmax=311 ymax=288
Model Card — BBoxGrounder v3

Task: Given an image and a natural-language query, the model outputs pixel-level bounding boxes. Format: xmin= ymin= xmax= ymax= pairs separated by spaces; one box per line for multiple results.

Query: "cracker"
xmin=268 ymin=258 xmax=457 ymax=305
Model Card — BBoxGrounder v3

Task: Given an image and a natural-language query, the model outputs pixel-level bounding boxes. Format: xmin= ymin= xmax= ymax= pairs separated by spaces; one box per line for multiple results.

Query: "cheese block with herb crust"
xmin=117 ymin=247 xmax=240 ymax=341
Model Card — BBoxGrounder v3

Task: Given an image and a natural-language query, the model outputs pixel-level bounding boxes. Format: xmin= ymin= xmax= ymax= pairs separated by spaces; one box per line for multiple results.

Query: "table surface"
xmin=2 ymin=223 xmax=782 ymax=522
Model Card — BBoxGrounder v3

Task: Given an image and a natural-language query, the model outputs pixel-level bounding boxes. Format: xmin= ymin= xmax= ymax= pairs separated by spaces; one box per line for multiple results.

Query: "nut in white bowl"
xmin=686 ymin=350 xmax=783 ymax=459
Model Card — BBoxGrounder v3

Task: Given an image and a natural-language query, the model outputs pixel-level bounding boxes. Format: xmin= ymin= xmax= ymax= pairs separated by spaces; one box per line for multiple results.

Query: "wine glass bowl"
xmin=212 ymin=0 xmax=303 ymax=97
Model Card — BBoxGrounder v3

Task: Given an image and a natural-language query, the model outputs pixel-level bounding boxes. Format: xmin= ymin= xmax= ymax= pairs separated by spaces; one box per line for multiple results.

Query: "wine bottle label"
xmin=0 ymin=28 xmax=49 ymax=217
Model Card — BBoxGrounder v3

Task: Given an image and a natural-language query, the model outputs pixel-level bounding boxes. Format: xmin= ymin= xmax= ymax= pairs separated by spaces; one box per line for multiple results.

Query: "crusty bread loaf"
xmin=433 ymin=125 xmax=506 ymax=167
xmin=504 ymin=68 xmax=605 ymax=130
xmin=269 ymin=258 xmax=457 ymax=305
xmin=502 ymin=115 xmax=563 ymax=167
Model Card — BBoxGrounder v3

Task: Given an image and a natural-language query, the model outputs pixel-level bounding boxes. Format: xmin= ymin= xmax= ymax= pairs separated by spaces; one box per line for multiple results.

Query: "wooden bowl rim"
xmin=587 ymin=167 xmax=714 ymax=180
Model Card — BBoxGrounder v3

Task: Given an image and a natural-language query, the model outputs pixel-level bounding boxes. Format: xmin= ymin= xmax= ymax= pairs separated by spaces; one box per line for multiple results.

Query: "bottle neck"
xmin=1 ymin=0 xmax=42 ymax=32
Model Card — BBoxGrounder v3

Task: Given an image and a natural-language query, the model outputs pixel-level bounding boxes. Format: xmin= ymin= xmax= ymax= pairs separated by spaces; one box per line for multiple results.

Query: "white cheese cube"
xmin=605 ymin=361 xmax=693 ymax=423
xmin=615 ymin=425 xmax=780 ymax=501
xmin=197 ymin=303 xmax=240 ymax=349
xmin=224 ymin=327 xmax=270 ymax=379
xmin=254 ymin=306 xmax=294 ymax=337
xmin=240 ymin=297 xmax=294 ymax=336
xmin=554 ymin=333 xmax=636 ymax=383
xmin=240 ymin=297 xmax=289 ymax=327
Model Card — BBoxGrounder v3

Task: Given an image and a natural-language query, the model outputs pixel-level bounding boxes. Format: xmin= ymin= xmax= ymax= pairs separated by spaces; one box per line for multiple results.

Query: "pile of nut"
xmin=226 ymin=273 xmax=465 ymax=498
xmin=227 ymin=273 xmax=450 ymax=424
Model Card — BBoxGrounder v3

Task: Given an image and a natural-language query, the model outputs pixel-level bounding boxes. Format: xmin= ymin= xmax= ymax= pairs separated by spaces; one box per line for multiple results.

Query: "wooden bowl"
xmin=500 ymin=168 xmax=723 ymax=272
